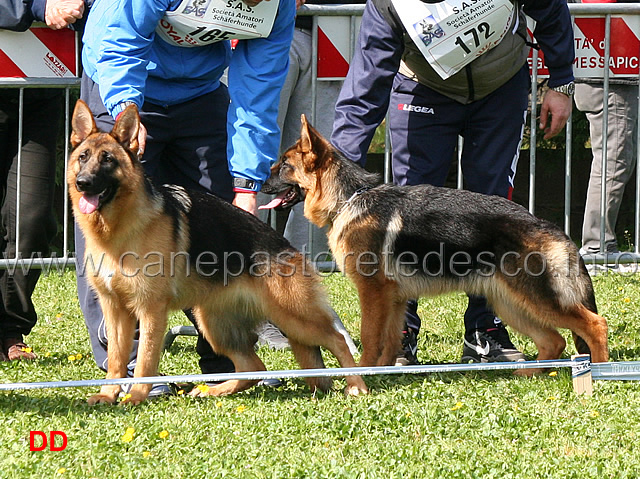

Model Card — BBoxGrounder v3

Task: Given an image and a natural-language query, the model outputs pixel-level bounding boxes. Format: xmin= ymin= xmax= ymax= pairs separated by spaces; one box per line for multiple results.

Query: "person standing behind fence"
xmin=331 ymin=0 xmax=575 ymax=366
xmin=574 ymin=0 xmax=639 ymax=269
xmin=256 ymin=0 xmax=365 ymax=350
xmin=75 ymin=0 xmax=295 ymax=395
xmin=0 ymin=0 xmax=87 ymax=362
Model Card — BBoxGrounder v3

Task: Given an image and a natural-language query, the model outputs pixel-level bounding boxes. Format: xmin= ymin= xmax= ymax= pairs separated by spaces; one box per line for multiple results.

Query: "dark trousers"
xmin=389 ymin=67 xmax=529 ymax=333
xmin=0 ymin=89 xmax=61 ymax=340
xmin=76 ymin=74 xmax=235 ymax=375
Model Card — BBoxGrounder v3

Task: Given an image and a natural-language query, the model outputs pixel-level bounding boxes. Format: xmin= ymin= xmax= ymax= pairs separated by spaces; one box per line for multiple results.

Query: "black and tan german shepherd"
xmin=68 ymin=101 xmax=367 ymax=405
xmin=261 ymin=115 xmax=609 ymax=371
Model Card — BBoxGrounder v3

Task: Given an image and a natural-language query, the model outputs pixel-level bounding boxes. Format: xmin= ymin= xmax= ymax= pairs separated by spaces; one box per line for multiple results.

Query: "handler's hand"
xmin=45 ymin=0 xmax=85 ymax=29
xmin=539 ymin=89 xmax=572 ymax=140
xmin=233 ymin=192 xmax=258 ymax=216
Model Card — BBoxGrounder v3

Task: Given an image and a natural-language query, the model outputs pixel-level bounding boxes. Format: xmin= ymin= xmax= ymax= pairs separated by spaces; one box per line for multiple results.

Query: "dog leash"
xmin=334 ymin=185 xmax=374 ymax=219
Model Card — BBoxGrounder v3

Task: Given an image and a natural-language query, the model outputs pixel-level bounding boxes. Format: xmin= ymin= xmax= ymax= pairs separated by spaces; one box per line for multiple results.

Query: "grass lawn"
xmin=1 ymin=270 xmax=640 ymax=478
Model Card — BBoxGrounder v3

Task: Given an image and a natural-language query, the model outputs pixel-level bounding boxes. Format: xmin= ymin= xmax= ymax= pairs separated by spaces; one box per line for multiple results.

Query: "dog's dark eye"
xmin=78 ymin=149 xmax=90 ymax=164
xmin=101 ymin=151 xmax=116 ymax=165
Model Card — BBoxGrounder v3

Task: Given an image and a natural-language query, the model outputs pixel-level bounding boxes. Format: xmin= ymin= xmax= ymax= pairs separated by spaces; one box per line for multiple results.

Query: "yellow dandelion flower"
xmin=618 ymin=287 xmax=624 ymax=291
xmin=159 ymin=430 xmax=169 ymax=439
xmin=216 ymin=401 xmax=223 ymax=408
xmin=45 ymin=352 xmax=51 ymax=358
xmin=143 ymin=451 xmax=152 ymax=458
xmin=589 ymin=410 xmax=599 ymax=418
xmin=121 ymin=427 xmax=135 ymax=443
xmin=177 ymin=389 xmax=185 ymax=396
xmin=236 ymin=405 xmax=247 ymax=413
xmin=21 ymin=346 xmax=32 ymax=353
xmin=548 ymin=371 xmax=558 ymax=377
xmin=67 ymin=355 xmax=76 ymax=362
xmin=75 ymin=353 xmax=83 ymax=360
xmin=56 ymin=313 xmax=63 ymax=320
xmin=57 ymin=468 xmax=67 ymax=474
xmin=547 ymin=396 xmax=557 ymax=401
xmin=196 ymin=384 xmax=210 ymax=394
xmin=624 ymin=297 xmax=631 ymax=303
xmin=122 ymin=393 xmax=132 ymax=402
xmin=450 ymin=402 xmax=463 ymax=411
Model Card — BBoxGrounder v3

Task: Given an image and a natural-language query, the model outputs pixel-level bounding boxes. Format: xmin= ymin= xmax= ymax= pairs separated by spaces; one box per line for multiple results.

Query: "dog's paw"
xmin=119 ymin=389 xmax=149 ymax=405
xmin=87 ymin=393 xmax=118 ymax=405
xmin=513 ymin=368 xmax=546 ymax=377
xmin=345 ymin=384 xmax=368 ymax=396
xmin=189 ymin=384 xmax=216 ymax=397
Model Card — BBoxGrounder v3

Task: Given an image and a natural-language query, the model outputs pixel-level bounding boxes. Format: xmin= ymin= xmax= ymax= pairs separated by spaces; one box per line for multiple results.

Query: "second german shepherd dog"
xmin=262 ymin=115 xmax=609 ymax=371
xmin=68 ymin=101 xmax=367 ymax=405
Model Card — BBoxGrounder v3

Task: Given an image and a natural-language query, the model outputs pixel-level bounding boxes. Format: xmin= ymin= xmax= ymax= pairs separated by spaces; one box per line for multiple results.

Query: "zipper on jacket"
xmin=465 ymin=65 xmax=475 ymax=102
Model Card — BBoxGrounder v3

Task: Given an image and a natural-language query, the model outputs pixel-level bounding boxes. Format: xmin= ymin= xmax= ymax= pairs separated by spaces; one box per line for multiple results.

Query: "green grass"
xmin=2 ymin=271 xmax=640 ymax=478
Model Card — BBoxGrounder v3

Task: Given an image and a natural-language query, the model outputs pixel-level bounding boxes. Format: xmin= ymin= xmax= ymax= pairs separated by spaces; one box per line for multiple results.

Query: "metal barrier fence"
xmin=1 ymin=3 xmax=639 ymax=272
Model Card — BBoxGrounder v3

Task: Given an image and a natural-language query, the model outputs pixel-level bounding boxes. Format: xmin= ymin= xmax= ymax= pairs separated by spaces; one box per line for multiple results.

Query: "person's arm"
xmin=86 ymin=0 xmax=169 ymax=118
xmin=0 ymin=0 xmax=44 ymax=31
xmin=524 ymin=0 xmax=576 ymax=139
xmin=330 ymin=0 xmax=403 ymax=166
xmin=227 ymin=0 xmax=296 ymax=215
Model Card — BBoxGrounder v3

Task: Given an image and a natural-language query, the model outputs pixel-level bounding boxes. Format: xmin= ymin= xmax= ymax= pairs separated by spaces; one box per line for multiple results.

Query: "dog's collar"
xmin=334 ymin=186 xmax=374 ymax=220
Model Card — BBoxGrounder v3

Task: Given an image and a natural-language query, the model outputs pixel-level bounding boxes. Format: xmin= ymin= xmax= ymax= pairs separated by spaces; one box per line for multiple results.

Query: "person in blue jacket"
xmin=0 ymin=0 xmax=87 ymax=362
xmin=331 ymin=0 xmax=576 ymax=365
xmin=76 ymin=0 xmax=296 ymax=394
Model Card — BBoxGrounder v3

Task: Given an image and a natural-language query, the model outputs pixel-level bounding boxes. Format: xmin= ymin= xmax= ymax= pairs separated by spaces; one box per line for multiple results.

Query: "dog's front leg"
xmin=354 ymin=276 xmax=405 ymax=367
xmin=120 ymin=303 xmax=169 ymax=405
xmin=88 ymin=298 xmax=136 ymax=405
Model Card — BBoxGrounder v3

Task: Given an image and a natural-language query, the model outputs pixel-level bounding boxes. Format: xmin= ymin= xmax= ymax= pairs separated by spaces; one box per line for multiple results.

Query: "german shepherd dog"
xmin=68 ymin=101 xmax=368 ymax=405
xmin=261 ymin=115 xmax=609 ymax=372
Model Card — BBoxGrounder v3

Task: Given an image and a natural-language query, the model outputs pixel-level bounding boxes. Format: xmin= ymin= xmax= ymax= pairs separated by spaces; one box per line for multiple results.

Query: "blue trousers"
xmin=388 ymin=67 xmax=529 ymax=333
xmin=76 ymin=74 xmax=235 ymax=375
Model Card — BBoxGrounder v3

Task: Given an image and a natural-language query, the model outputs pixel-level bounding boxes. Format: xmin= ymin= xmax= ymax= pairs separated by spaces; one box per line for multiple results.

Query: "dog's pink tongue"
xmin=79 ymin=194 xmax=99 ymax=214
xmin=258 ymin=190 xmax=288 ymax=210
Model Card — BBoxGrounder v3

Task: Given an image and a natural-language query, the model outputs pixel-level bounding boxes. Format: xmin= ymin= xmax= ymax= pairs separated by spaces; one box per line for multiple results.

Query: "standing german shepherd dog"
xmin=68 ymin=101 xmax=367 ymax=405
xmin=262 ymin=115 xmax=609 ymax=371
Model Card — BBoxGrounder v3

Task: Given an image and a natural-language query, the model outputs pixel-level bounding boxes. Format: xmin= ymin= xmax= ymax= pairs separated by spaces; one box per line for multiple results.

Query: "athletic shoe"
xmin=256 ymin=321 xmax=290 ymax=350
xmin=461 ymin=326 xmax=525 ymax=363
xmin=395 ymin=329 xmax=419 ymax=366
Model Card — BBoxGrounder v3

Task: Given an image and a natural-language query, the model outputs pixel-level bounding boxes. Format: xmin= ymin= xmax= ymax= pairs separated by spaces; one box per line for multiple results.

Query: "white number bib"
xmin=156 ymin=0 xmax=280 ymax=47
xmin=392 ymin=0 xmax=517 ymax=79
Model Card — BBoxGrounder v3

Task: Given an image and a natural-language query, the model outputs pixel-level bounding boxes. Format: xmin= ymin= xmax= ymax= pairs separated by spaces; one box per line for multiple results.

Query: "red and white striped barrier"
xmin=0 ymin=27 xmax=78 ymax=78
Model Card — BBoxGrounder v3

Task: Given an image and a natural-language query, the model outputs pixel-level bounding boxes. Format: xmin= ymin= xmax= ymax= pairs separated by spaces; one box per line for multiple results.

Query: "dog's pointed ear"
xmin=111 ymin=104 xmax=140 ymax=154
xmin=71 ymin=100 xmax=98 ymax=148
xmin=300 ymin=113 xmax=312 ymax=154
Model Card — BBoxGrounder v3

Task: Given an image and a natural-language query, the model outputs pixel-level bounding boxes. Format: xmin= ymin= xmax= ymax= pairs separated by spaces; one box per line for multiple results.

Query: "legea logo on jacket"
xmin=398 ymin=104 xmax=435 ymax=114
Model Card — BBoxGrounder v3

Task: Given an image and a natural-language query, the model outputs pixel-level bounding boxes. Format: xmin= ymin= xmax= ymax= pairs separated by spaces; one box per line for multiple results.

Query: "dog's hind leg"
xmin=188 ymin=305 xmax=264 ymax=397
xmin=552 ymin=306 xmax=609 ymax=364
xmin=88 ymin=297 xmax=137 ymax=405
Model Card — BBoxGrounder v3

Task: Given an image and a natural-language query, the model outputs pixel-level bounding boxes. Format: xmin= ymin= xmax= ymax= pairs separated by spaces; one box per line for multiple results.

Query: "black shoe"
xmin=395 ymin=329 xmax=419 ymax=366
xmin=461 ymin=326 xmax=525 ymax=363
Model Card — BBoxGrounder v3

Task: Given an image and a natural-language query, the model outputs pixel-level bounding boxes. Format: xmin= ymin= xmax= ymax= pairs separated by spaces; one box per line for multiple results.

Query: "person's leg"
xmin=576 ymin=83 xmax=638 ymax=255
xmin=0 ymin=89 xmax=61 ymax=359
xmin=458 ymin=67 xmax=529 ymax=362
xmin=389 ymin=74 xmax=463 ymax=364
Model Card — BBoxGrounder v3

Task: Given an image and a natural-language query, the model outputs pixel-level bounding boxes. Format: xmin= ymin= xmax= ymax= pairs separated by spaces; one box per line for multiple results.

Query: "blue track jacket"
xmin=82 ymin=0 xmax=295 ymax=190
